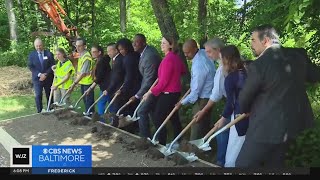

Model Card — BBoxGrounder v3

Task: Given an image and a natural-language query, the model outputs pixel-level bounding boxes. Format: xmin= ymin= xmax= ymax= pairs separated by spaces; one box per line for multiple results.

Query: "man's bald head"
xmin=183 ymin=39 xmax=198 ymax=60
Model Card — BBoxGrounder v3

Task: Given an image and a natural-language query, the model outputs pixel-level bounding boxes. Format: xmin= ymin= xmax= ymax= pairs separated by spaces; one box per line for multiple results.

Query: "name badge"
xmin=43 ymin=56 xmax=48 ymax=60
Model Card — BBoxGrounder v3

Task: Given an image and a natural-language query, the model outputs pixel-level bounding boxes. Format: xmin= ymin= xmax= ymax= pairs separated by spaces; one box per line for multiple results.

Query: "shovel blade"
xmin=198 ymin=143 xmax=211 ymax=151
xmin=118 ymin=115 xmax=140 ymax=128
xmin=157 ymin=146 xmax=175 ymax=156
xmin=53 ymin=102 xmax=66 ymax=107
xmin=41 ymin=109 xmax=55 ymax=115
xmin=83 ymin=112 xmax=92 ymax=116
xmin=147 ymin=137 xmax=159 ymax=145
xmin=176 ymin=152 xmax=198 ymax=162
xmin=188 ymin=138 xmax=205 ymax=147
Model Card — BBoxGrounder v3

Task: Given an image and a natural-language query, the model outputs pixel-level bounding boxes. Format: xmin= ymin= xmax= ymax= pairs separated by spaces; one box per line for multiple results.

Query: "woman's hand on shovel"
xmin=142 ymin=91 xmax=152 ymax=101
xmin=102 ymin=90 xmax=108 ymax=96
xmin=214 ymin=116 xmax=227 ymax=129
xmin=129 ymin=95 xmax=138 ymax=103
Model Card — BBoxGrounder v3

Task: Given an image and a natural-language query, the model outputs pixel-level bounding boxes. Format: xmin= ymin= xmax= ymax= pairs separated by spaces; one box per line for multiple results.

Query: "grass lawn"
xmin=0 ymin=87 xmax=101 ymax=121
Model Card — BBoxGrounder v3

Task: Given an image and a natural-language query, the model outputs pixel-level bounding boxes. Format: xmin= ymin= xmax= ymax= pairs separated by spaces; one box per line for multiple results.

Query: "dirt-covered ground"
xmin=0 ymin=66 xmax=33 ymax=96
xmin=0 ymin=109 xmax=217 ymax=168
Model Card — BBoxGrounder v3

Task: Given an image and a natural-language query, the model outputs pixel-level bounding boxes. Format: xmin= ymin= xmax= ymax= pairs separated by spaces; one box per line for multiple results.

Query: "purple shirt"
xmin=151 ymin=51 xmax=186 ymax=96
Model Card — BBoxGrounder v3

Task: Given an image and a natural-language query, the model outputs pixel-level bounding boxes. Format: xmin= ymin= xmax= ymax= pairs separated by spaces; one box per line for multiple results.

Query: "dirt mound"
xmin=0 ymin=66 xmax=33 ymax=96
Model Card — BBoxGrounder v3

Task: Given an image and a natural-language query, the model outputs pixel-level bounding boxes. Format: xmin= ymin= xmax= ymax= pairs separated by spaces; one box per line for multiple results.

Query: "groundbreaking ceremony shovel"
xmin=117 ymin=78 xmax=159 ymax=128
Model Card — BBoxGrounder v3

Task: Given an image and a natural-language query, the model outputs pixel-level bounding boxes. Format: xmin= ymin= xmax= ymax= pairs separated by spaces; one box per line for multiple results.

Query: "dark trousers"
xmin=81 ymin=84 xmax=95 ymax=114
xmin=152 ymin=92 xmax=182 ymax=145
xmin=33 ymin=80 xmax=52 ymax=113
xmin=137 ymin=94 xmax=157 ymax=138
xmin=235 ymin=138 xmax=290 ymax=168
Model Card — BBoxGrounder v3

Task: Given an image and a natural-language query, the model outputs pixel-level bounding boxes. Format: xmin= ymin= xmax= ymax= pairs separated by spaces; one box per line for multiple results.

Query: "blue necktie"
xmin=38 ymin=52 xmax=43 ymax=67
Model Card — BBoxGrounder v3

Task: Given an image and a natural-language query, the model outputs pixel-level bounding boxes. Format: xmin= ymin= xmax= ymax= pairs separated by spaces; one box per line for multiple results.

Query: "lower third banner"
xmin=31 ymin=145 xmax=92 ymax=174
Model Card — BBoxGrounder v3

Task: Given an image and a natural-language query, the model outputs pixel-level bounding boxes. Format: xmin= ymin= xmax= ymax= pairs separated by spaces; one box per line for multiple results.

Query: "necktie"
xmin=38 ymin=52 xmax=43 ymax=67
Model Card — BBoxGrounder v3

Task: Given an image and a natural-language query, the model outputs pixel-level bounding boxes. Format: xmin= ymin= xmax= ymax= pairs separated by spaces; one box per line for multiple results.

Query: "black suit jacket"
xmin=121 ymin=51 xmax=142 ymax=97
xmin=107 ymin=54 xmax=125 ymax=96
xmin=28 ymin=50 xmax=55 ymax=83
xmin=94 ymin=56 xmax=111 ymax=91
xmin=239 ymin=45 xmax=320 ymax=143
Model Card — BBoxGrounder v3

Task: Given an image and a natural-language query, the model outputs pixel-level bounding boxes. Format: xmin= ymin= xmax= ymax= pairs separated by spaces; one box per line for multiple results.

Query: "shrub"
xmin=286 ymin=127 xmax=320 ymax=167
xmin=0 ymin=42 xmax=33 ymax=67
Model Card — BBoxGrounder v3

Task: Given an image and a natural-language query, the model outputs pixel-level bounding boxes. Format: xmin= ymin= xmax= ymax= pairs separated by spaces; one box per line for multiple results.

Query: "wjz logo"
xmin=12 ymin=148 xmax=30 ymax=165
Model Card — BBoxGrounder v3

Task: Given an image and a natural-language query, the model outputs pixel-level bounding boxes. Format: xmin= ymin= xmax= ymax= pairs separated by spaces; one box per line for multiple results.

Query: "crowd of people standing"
xmin=28 ymin=24 xmax=320 ymax=168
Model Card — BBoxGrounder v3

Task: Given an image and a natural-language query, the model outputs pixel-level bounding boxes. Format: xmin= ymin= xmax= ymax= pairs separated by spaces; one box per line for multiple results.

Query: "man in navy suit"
xmin=28 ymin=38 xmax=55 ymax=113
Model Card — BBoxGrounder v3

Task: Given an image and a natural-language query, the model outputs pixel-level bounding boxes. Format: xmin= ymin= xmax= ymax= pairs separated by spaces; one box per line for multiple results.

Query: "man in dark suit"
xmin=28 ymin=38 xmax=55 ymax=113
xmin=105 ymin=43 xmax=124 ymax=106
xmin=130 ymin=34 xmax=161 ymax=138
xmin=236 ymin=24 xmax=320 ymax=167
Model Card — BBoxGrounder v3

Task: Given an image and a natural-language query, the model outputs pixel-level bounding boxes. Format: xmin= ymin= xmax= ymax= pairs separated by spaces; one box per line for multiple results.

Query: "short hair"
xmin=252 ymin=24 xmax=280 ymax=44
xmin=34 ymin=37 xmax=43 ymax=45
xmin=204 ymin=37 xmax=225 ymax=50
xmin=76 ymin=37 xmax=86 ymax=45
xmin=106 ymin=42 xmax=116 ymax=49
xmin=116 ymin=38 xmax=134 ymax=53
xmin=135 ymin=34 xmax=146 ymax=43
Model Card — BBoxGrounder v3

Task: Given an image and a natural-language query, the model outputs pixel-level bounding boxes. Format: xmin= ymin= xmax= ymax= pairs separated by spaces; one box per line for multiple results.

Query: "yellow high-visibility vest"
xmin=54 ymin=60 xmax=75 ymax=89
xmin=77 ymin=51 xmax=94 ymax=85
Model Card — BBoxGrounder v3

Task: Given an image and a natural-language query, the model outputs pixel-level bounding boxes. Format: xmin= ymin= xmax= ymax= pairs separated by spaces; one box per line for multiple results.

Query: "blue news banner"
xmin=11 ymin=145 xmax=92 ymax=174
xmin=31 ymin=145 xmax=92 ymax=175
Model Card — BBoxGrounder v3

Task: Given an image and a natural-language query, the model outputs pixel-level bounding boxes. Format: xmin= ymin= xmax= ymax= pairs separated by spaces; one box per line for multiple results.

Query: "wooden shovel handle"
xmin=46 ymin=89 xmax=54 ymax=111
xmin=87 ymin=93 xmax=105 ymax=112
xmin=203 ymin=125 xmax=219 ymax=141
xmin=179 ymin=117 xmax=197 ymax=137
xmin=116 ymin=99 xmax=134 ymax=115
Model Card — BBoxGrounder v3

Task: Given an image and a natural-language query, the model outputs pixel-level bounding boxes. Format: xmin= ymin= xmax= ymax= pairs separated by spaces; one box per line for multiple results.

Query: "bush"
xmin=0 ymin=42 xmax=33 ymax=67
xmin=286 ymin=127 xmax=320 ymax=167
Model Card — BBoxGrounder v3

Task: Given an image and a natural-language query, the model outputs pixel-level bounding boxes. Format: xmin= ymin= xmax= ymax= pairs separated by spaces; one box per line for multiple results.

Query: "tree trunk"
xmin=198 ymin=0 xmax=207 ymax=48
xmin=5 ymin=0 xmax=18 ymax=41
xmin=240 ymin=0 xmax=247 ymax=32
xmin=150 ymin=0 xmax=179 ymax=41
xmin=91 ymin=0 xmax=95 ymax=39
xmin=120 ymin=0 xmax=126 ymax=34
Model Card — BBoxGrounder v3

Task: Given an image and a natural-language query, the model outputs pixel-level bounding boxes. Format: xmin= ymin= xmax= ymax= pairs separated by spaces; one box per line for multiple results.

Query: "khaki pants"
xmin=190 ymin=98 xmax=211 ymax=140
xmin=53 ymin=88 xmax=71 ymax=105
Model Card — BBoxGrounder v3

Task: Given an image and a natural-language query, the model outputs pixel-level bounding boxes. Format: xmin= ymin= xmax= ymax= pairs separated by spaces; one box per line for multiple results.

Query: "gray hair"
xmin=204 ymin=37 xmax=225 ymax=50
xmin=34 ymin=37 xmax=43 ymax=45
xmin=252 ymin=24 xmax=280 ymax=44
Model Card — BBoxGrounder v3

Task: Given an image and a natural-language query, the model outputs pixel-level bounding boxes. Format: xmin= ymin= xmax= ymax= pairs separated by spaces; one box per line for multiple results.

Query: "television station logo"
xmin=10 ymin=145 xmax=32 ymax=167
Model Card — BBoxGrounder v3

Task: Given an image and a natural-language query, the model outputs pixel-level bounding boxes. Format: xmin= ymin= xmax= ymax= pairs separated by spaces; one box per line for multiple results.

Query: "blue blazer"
xmin=28 ymin=50 xmax=55 ymax=82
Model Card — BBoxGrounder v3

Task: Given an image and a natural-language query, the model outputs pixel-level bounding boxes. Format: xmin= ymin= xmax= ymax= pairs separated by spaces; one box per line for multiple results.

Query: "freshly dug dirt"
xmin=0 ymin=113 xmax=216 ymax=167
xmin=0 ymin=66 xmax=33 ymax=96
